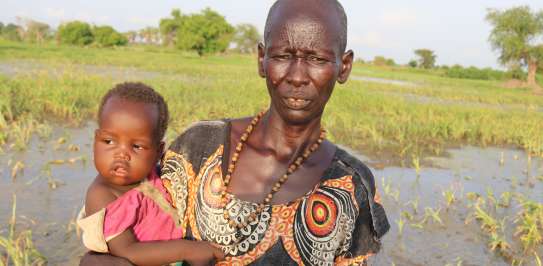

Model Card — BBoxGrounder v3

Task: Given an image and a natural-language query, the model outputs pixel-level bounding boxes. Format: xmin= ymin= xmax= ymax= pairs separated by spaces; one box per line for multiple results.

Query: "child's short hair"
xmin=98 ymin=82 xmax=169 ymax=143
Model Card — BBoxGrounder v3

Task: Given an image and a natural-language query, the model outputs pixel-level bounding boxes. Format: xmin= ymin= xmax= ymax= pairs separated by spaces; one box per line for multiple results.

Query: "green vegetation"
xmin=57 ymin=21 xmax=94 ymax=46
xmin=486 ymin=6 xmax=543 ymax=92
xmin=231 ymin=23 xmax=261 ymax=54
xmin=414 ymin=49 xmax=437 ymax=69
xmin=0 ymin=195 xmax=47 ymax=266
xmin=92 ymin=25 xmax=128 ymax=47
xmin=0 ymin=40 xmax=542 ymax=161
xmin=159 ymin=8 xmax=234 ymax=55
xmin=445 ymin=65 xmax=507 ymax=80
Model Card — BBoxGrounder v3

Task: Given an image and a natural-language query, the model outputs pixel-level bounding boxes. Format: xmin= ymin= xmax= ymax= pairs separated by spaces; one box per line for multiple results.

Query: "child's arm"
xmin=85 ymin=177 xmax=118 ymax=215
xmin=108 ymin=229 xmax=225 ymax=266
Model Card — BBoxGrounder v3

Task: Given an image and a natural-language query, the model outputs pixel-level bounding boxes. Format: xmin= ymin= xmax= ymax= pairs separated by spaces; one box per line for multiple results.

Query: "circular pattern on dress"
xmin=304 ymin=192 xmax=338 ymax=237
xmin=203 ymin=171 xmax=224 ymax=208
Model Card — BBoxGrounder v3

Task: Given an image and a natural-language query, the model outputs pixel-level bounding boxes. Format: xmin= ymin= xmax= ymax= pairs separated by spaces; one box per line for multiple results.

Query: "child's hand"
xmin=185 ymin=241 xmax=225 ymax=266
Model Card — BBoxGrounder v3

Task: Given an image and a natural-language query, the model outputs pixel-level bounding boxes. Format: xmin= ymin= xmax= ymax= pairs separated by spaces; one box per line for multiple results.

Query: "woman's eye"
xmin=274 ymin=54 xmax=292 ymax=60
xmin=308 ymin=55 xmax=327 ymax=63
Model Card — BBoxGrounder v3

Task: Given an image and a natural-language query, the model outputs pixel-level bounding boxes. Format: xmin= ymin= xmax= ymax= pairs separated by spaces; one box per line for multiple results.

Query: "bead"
xmin=220 ymin=113 xmax=325 ymax=227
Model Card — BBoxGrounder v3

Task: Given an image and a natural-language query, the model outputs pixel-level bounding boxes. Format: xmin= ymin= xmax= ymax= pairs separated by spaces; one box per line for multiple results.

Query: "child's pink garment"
xmin=77 ymin=170 xmax=183 ymax=252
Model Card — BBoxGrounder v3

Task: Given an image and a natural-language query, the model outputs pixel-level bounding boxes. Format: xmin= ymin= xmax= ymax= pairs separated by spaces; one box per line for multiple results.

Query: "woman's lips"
xmin=282 ymin=97 xmax=311 ymax=110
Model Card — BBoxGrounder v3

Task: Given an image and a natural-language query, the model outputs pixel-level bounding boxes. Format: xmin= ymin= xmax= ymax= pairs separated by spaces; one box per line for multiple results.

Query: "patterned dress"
xmin=161 ymin=121 xmax=389 ymax=266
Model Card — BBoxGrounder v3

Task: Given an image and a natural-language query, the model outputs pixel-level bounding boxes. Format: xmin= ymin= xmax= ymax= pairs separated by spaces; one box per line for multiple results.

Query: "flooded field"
xmin=1 ymin=122 xmax=541 ymax=265
xmin=0 ymin=43 xmax=542 ymax=265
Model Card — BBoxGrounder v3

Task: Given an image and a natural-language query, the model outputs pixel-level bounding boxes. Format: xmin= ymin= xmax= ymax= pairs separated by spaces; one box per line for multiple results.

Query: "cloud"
xmin=350 ymin=31 xmax=384 ymax=48
xmin=45 ymin=8 xmax=65 ymax=19
xmin=74 ymin=12 xmax=110 ymax=24
xmin=127 ymin=17 xmax=159 ymax=27
xmin=378 ymin=9 xmax=418 ymax=28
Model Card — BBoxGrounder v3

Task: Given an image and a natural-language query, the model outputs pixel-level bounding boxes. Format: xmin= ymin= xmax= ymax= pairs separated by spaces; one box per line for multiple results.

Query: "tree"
xmin=93 ymin=25 xmax=127 ymax=47
xmin=139 ymin=27 xmax=160 ymax=44
xmin=16 ymin=17 xmax=50 ymax=43
xmin=159 ymin=9 xmax=184 ymax=47
xmin=373 ymin=56 xmax=387 ymax=66
xmin=232 ymin=23 xmax=261 ymax=53
xmin=0 ymin=22 xmax=4 ymax=33
xmin=414 ymin=49 xmax=436 ymax=69
xmin=2 ymin=23 xmax=22 ymax=41
xmin=176 ymin=8 xmax=234 ymax=55
xmin=123 ymin=31 xmax=138 ymax=44
xmin=486 ymin=6 xmax=543 ymax=92
xmin=57 ymin=21 xmax=94 ymax=46
xmin=408 ymin=59 xmax=417 ymax=68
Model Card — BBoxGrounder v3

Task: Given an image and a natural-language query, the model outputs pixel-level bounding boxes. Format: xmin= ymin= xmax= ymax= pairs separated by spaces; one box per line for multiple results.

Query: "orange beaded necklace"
xmin=221 ymin=111 xmax=326 ymax=229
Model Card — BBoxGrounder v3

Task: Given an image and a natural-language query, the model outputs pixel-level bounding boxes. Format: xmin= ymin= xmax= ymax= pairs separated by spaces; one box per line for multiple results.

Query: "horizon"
xmin=2 ymin=0 xmax=543 ymax=69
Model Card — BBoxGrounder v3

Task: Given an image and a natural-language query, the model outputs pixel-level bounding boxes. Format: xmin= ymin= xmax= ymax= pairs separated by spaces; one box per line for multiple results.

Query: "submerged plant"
xmin=514 ymin=197 xmax=543 ymax=253
xmin=0 ymin=195 xmax=46 ymax=266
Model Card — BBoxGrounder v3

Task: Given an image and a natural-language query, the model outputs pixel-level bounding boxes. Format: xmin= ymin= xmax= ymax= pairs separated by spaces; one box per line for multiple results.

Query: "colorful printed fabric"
xmin=161 ymin=120 xmax=389 ymax=266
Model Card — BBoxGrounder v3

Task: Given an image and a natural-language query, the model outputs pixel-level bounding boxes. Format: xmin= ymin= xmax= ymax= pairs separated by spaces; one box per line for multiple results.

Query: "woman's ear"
xmin=258 ymin=42 xmax=266 ymax=78
xmin=337 ymin=50 xmax=354 ymax=84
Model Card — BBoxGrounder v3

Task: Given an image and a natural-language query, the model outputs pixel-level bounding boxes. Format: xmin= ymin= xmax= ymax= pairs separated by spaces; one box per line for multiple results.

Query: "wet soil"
xmin=1 ymin=123 xmax=541 ymax=265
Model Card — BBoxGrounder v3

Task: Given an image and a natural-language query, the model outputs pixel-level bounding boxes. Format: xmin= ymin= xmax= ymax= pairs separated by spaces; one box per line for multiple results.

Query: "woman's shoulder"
xmin=327 ymin=147 xmax=376 ymax=194
xmin=169 ymin=120 xmax=227 ymax=150
xmin=329 ymin=147 xmax=390 ymax=239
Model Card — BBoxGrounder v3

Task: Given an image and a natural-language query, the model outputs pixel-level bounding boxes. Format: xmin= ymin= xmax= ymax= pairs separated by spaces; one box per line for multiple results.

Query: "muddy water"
xmin=1 ymin=123 xmax=541 ymax=265
xmin=0 ymin=60 xmax=202 ymax=83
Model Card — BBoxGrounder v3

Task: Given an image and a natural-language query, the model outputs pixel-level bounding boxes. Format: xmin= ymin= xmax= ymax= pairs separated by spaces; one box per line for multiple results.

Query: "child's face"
xmin=94 ymin=97 xmax=162 ymax=187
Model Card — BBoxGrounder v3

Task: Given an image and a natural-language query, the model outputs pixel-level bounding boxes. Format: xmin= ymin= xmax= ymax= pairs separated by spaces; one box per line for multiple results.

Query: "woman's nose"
xmin=286 ymin=58 xmax=310 ymax=87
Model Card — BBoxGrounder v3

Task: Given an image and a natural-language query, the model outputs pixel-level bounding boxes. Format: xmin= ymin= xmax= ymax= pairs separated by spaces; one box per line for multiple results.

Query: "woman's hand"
xmin=185 ymin=241 xmax=225 ymax=266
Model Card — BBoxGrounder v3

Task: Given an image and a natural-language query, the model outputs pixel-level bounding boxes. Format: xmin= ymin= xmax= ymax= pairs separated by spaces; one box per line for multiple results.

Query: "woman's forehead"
xmin=268 ymin=16 xmax=340 ymax=53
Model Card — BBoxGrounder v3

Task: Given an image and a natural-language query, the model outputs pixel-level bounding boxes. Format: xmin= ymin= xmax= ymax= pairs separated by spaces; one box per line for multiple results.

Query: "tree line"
xmin=0 ymin=8 xmax=261 ymax=55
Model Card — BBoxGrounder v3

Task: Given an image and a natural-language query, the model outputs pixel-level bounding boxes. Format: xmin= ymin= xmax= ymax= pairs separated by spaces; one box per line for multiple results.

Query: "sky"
xmin=2 ymin=0 xmax=542 ymax=68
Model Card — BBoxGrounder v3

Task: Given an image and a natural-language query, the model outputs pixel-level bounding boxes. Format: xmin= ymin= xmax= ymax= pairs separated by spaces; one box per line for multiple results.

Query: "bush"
xmin=57 ymin=21 xmax=93 ymax=46
xmin=93 ymin=26 xmax=127 ymax=47
xmin=445 ymin=65 xmax=506 ymax=80
xmin=1 ymin=23 xmax=22 ymax=41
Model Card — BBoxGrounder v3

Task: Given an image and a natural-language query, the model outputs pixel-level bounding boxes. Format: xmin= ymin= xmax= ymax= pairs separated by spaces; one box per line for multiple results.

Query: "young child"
xmin=77 ymin=82 xmax=224 ymax=265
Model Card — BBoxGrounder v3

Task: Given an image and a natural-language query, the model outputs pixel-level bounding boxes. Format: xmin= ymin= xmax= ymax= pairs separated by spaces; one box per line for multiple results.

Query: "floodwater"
xmin=351 ymin=75 xmax=418 ymax=87
xmin=1 ymin=123 xmax=541 ymax=265
xmin=0 ymin=60 xmax=202 ymax=83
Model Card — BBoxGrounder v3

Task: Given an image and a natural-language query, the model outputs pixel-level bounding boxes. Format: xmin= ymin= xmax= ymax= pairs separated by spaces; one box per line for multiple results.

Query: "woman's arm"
xmin=108 ymin=230 xmax=225 ymax=266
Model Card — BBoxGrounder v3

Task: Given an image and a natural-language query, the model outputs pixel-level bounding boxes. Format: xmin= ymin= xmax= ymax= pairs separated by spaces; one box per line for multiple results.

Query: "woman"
xmin=160 ymin=1 xmax=388 ymax=265
xmin=80 ymin=0 xmax=388 ymax=265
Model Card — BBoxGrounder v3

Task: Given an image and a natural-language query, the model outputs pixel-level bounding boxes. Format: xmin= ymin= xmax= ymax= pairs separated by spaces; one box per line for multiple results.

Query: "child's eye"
xmin=103 ymin=139 xmax=114 ymax=145
xmin=133 ymin=144 xmax=143 ymax=150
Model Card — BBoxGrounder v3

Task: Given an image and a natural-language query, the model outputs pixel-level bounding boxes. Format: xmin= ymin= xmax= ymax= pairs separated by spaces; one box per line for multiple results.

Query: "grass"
xmin=0 ymin=195 xmax=46 ymax=266
xmin=1 ymin=40 xmax=542 ymax=162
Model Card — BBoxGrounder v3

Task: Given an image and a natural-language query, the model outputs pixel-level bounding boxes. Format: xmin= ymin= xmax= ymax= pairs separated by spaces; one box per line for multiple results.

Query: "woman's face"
xmin=258 ymin=13 xmax=353 ymax=125
xmin=94 ymin=97 xmax=161 ymax=186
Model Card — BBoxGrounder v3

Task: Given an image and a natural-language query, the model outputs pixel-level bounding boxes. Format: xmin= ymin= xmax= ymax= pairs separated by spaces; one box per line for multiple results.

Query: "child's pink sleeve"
xmin=103 ymin=190 xmax=144 ymax=241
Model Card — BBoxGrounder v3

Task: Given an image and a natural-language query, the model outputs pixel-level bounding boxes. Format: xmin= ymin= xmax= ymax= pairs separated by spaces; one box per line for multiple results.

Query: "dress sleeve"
xmin=103 ymin=190 xmax=142 ymax=242
xmin=335 ymin=151 xmax=390 ymax=265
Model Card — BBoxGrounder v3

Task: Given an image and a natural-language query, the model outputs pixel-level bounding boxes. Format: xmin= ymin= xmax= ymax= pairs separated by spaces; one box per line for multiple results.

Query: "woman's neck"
xmin=255 ymin=108 xmax=323 ymax=161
